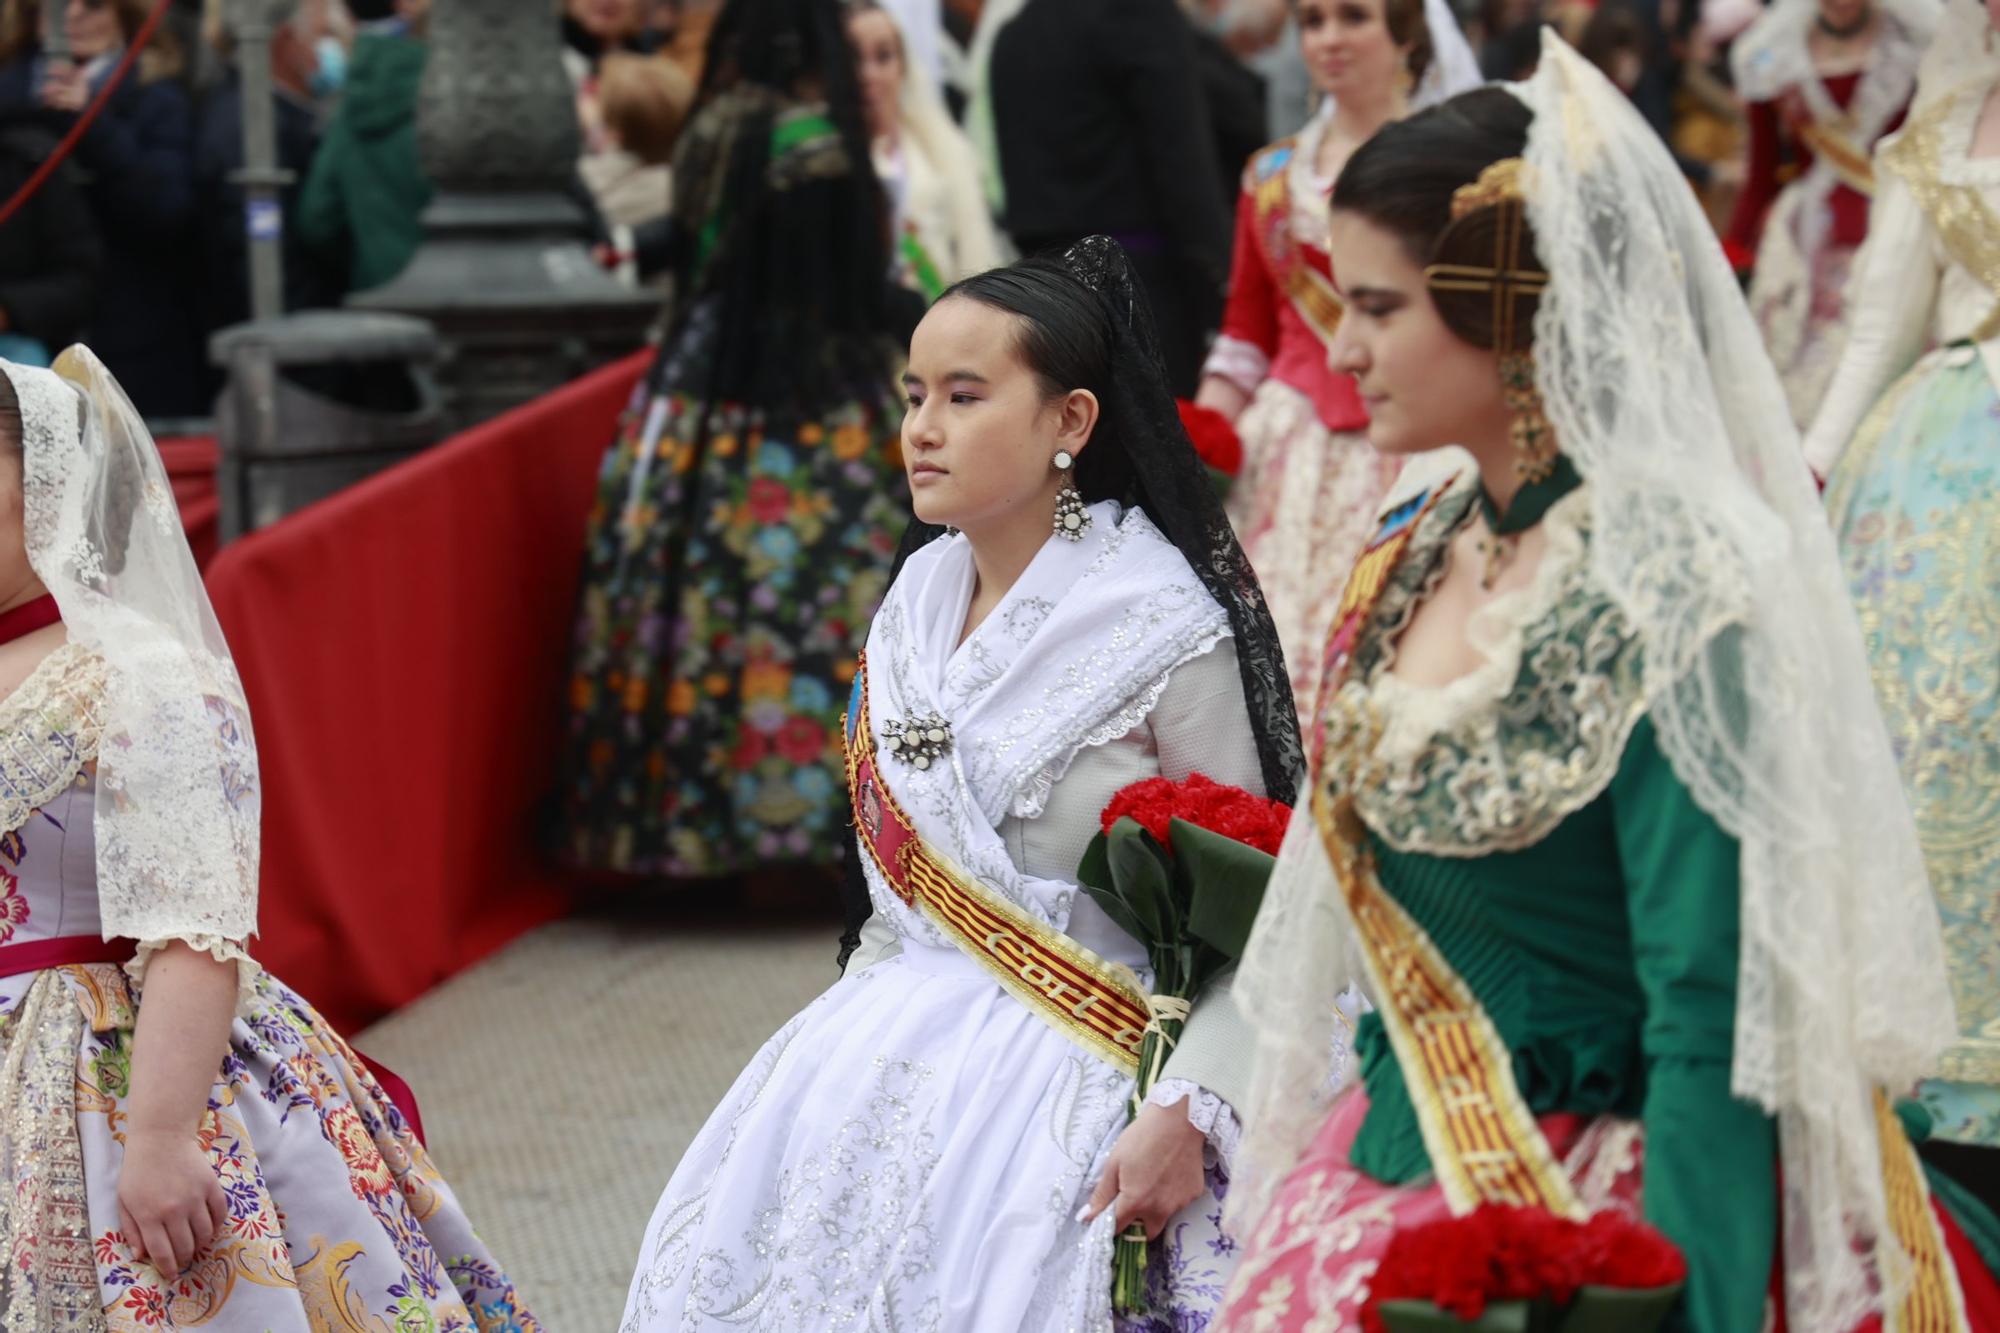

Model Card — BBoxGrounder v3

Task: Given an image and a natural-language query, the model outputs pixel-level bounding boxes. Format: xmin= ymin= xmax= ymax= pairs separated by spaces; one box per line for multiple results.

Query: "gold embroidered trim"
xmin=846 ymin=662 xmax=1150 ymax=1074
xmin=0 ymin=969 xmax=104 ymax=1330
xmin=1320 ymin=481 xmax=1649 ymax=857
xmin=1876 ymin=1089 xmax=1970 ymax=1333
xmin=1315 ymin=782 xmax=1585 ymax=1218
xmin=1882 ymin=93 xmax=2000 ymax=342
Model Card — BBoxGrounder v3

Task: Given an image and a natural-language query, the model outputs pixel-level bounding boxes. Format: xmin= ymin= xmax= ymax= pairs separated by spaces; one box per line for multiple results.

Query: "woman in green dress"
xmin=1215 ymin=35 xmax=2000 ymax=1333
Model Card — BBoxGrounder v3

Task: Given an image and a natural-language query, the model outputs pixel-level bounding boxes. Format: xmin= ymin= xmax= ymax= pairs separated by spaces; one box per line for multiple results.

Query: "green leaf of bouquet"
xmin=1078 ymin=829 xmax=1113 ymax=893
xmin=1171 ymin=818 xmax=1278 ymax=960
xmin=1106 ymin=819 xmax=1175 ymax=944
xmin=1082 ymin=883 xmax=1148 ymax=946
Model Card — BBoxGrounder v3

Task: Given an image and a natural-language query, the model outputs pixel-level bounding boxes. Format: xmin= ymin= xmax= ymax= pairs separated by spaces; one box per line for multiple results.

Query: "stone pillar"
xmin=352 ymin=0 xmax=657 ymax=432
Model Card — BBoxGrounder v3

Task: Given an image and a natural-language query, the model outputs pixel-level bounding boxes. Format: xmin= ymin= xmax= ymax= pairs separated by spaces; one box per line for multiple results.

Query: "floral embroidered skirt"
xmin=0 ymin=962 xmax=538 ymax=1331
xmin=1828 ymin=349 xmax=2000 ymax=1147
xmin=1223 ymin=382 xmax=1400 ymax=726
xmin=1212 ymin=1089 xmax=1646 ymax=1332
xmin=553 ymin=361 xmax=910 ymax=878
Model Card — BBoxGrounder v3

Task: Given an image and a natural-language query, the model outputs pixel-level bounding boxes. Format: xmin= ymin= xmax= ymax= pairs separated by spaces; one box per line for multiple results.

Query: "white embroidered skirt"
xmin=620 ymin=944 xmax=1237 ymax=1332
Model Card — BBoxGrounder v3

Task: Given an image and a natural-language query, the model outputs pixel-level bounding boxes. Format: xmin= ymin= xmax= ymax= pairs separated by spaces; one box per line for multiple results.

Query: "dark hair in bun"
xmin=1330 ymin=85 xmax=1544 ymax=352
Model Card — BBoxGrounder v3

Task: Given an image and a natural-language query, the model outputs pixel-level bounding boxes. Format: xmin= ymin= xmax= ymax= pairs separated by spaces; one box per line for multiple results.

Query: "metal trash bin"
xmin=210 ymin=310 xmax=444 ymax=542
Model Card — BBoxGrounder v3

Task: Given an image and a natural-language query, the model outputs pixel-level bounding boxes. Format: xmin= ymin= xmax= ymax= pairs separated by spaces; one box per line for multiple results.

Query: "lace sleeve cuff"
xmin=128 ymin=935 xmax=261 ymax=1013
xmin=1146 ymin=1077 xmax=1243 ymax=1166
xmin=1201 ymin=335 xmax=1270 ymax=396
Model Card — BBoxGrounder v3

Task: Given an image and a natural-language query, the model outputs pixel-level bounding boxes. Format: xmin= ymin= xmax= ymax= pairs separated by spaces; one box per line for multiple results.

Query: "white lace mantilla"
xmin=1 ymin=354 xmax=263 ymax=1001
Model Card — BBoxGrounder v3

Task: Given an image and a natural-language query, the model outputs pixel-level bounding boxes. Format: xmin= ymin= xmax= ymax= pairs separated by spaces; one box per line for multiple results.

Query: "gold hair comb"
xmin=1449 ymin=158 xmax=1531 ymax=221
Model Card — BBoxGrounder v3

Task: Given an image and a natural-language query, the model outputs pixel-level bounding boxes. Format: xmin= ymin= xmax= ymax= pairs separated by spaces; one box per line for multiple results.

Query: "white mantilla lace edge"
xmin=1146 ymin=1078 xmax=1242 ymax=1166
xmin=129 ymin=935 xmax=261 ymax=1015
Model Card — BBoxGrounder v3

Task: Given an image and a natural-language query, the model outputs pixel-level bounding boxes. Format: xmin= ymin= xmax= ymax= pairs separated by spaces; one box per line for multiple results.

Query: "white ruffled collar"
xmin=877 ymin=503 xmax=1232 ymax=827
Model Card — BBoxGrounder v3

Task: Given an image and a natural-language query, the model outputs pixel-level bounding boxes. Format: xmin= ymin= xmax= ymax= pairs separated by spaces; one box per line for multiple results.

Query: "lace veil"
xmin=0 ymin=350 xmax=260 ymax=976
xmin=1414 ymin=0 xmax=1484 ymax=109
xmin=1231 ymin=37 xmax=1957 ymax=1328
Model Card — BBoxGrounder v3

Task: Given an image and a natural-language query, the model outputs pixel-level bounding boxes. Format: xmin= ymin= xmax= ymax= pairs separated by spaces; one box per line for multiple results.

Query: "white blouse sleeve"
xmin=1802 ymin=171 xmax=1941 ymax=478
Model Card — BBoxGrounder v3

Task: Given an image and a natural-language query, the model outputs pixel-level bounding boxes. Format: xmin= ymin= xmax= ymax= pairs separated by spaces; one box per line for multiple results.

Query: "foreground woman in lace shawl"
xmin=1214 ymin=38 xmax=2000 ymax=1333
xmin=620 ymin=238 xmax=1302 ymax=1331
xmin=0 ymin=350 xmax=537 ymax=1329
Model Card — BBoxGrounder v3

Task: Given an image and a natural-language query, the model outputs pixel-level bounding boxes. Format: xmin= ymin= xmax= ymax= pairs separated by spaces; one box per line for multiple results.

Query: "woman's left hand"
xmin=1080 ymin=1096 xmax=1207 ymax=1240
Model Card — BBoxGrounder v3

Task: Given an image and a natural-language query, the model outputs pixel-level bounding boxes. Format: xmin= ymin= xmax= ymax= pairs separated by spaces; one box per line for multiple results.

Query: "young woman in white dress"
xmin=621 ymin=237 xmax=1302 ymax=1332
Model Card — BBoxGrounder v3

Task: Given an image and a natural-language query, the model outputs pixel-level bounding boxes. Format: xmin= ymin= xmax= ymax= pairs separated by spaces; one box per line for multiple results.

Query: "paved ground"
xmin=357 ymin=893 xmax=843 ymax=1333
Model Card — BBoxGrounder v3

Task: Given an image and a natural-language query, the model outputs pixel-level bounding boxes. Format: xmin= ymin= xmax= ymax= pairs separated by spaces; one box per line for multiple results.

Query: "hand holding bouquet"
xmin=1076 ymin=773 xmax=1291 ymax=1312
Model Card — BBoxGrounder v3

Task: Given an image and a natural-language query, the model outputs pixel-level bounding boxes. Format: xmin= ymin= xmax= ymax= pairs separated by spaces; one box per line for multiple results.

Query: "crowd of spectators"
xmin=0 ymin=0 xmax=1785 ymax=420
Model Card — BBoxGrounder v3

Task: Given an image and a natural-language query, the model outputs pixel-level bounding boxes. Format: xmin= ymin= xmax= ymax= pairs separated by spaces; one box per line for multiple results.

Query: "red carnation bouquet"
xmin=1176 ymin=399 xmax=1245 ymax=498
xmin=1363 ymin=1205 xmax=1687 ymax=1333
xmin=1077 ymin=773 xmax=1293 ymax=1311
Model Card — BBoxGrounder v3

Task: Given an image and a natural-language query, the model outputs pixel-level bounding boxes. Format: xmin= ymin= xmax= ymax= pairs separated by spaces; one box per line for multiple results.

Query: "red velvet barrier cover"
xmin=204 ymin=352 xmax=650 ymax=1033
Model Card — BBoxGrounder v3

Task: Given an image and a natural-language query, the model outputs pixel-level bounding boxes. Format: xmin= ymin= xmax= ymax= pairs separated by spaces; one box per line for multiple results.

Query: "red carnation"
xmin=1176 ymin=400 xmax=1245 ymax=477
xmin=1362 ymin=1206 xmax=1685 ymax=1333
xmin=1099 ymin=772 xmax=1291 ymax=856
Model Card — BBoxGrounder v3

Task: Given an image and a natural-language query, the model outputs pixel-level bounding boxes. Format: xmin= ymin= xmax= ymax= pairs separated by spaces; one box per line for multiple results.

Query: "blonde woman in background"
xmin=846 ymin=0 xmax=1003 ymax=300
xmin=579 ymin=50 xmax=695 ymax=275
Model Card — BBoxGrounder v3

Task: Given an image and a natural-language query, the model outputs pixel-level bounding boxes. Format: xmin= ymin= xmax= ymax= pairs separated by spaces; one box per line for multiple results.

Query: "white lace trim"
xmin=1368 ymin=487 xmax=1591 ymax=768
xmin=127 ymin=935 xmax=261 ymax=1014
xmin=0 ymin=644 xmax=105 ymax=837
xmin=1146 ymin=1078 xmax=1243 ymax=1167
xmin=1011 ymin=628 xmax=1233 ymax=820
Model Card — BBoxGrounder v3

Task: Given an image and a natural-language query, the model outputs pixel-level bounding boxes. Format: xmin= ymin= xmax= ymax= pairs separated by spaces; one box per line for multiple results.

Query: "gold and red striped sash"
xmin=1798 ymin=119 xmax=1877 ymax=198
xmin=1251 ymin=142 xmax=1348 ymax=350
xmin=1314 ymin=788 xmax=1586 ymax=1218
xmin=1310 ymin=492 xmax=1585 ymax=1218
xmin=1876 ymin=1090 xmax=1972 ymax=1332
xmin=844 ymin=656 xmax=1148 ymax=1075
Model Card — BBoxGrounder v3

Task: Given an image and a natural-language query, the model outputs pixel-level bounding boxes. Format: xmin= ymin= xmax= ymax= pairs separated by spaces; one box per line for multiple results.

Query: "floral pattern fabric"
xmin=1213 ymin=1090 xmax=1646 ymax=1333
xmin=0 ymin=775 xmax=539 ymax=1331
xmin=1827 ymin=350 xmax=2000 ymax=1143
xmin=555 ymin=307 xmax=909 ymax=876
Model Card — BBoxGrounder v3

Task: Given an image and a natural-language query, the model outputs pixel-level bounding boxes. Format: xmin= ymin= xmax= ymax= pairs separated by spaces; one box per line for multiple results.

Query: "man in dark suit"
xmin=989 ymin=0 xmax=1231 ymax=396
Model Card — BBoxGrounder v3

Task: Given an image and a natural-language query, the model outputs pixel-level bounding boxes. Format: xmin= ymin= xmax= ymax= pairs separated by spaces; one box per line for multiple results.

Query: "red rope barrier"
xmin=0 ymin=0 xmax=174 ymax=231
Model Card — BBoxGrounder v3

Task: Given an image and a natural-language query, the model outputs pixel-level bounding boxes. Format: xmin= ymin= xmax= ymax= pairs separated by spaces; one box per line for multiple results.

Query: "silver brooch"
xmin=882 ymin=714 xmax=953 ymax=770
